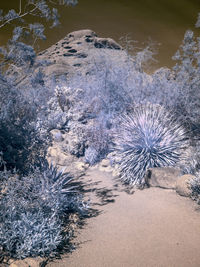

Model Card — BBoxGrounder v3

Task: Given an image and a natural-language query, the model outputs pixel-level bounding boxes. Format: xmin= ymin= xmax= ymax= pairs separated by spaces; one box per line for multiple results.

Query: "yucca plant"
xmin=114 ymin=103 xmax=189 ymax=186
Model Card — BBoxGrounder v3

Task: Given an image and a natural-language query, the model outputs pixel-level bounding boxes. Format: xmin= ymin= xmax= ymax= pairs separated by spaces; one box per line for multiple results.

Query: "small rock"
xmin=176 ymin=174 xmax=194 ymax=197
xmin=75 ymin=161 xmax=88 ymax=171
xmin=9 ymin=257 xmax=44 ymax=267
xmin=146 ymin=167 xmax=182 ymax=189
xmin=101 ymin=159 xmax=110 ymax=167
xmin=50 ymin=129 xmax=63 ymax=142
xmin=99 ymin=165 xmax=113 ymax=173
xmin=112 ymin=166 xmax=121 ymax=178
xmin=99 ymin=159 xmax=113 ymax=172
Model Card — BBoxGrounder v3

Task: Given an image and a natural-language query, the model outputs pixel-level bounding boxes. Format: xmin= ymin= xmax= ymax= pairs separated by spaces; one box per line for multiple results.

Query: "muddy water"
xmin=0 ymin=0 xmax=199 ymax=69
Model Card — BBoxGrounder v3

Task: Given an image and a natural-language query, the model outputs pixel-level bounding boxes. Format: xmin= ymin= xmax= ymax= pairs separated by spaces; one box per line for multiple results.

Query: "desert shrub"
xmin=64 ymin=35 xmax=198 ymax=167
xmin=84 ymin=117 xmax=112 ymax=165
xmin=176 ymin=141 xmax=200 ymax=176
xmin=0 ymin=1 xmax=78 ymax=172
xmin=85 ymin=146 xmax=99 ymax=165
xmin=0 ymin=83 xmax=49 ymax=172
xmin=0 ymin=2 xmax=88 ymax=262
xmin=113 ymin=103 xmax=189 ymax=186
xmin=65 ymin=48 xmax=156 ymax=163
xmin=169 ymin=15 xmax=200 ymax=126
xmin=66 ymin=48 xmax=152 ymax=119
xmin=0 ymin=161 xmax=88 ymax=260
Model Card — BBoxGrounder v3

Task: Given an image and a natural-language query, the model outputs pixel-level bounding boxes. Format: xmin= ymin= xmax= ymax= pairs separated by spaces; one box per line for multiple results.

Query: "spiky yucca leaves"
xmin=0 ymin=162 xmax=88 ymax=260
xmin=114 ymin=103 xmax=189 ymax=186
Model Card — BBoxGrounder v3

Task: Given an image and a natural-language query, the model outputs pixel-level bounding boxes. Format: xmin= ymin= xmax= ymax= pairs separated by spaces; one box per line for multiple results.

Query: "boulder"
xmin=175 ymin=174 xmax=194 ymax=197
xmin=146 ymin=167 xmax=182 ymax=189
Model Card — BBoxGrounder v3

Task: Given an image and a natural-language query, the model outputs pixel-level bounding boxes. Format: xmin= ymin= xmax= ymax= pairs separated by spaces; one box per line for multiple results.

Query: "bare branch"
xmin=19 ymin=0 xmax=22 ymax=15
xmin=0 ymin=5 xmax=37 ymax=29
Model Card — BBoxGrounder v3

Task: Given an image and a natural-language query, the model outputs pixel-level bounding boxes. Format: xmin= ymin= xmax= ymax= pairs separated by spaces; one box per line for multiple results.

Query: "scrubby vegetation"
xmin=0 ymin=0 xmax=91 ymax=263
xmin=0 ymin=162 xmax=88 ymax=259
xmin=1 ymin=0 xmax=200 ymax=262
xmin=0 ymin=0 xmax=77 ymax=173
xmin=64 ymin=14 xmax=200 ymax=191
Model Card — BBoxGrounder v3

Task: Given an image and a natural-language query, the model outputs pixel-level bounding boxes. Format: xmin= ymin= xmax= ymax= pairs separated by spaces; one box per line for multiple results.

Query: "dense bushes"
xmin=0 ymin=1 xmax=79 ymax=172
xmin=0 ymin=1 xmax=88 ymax=263
xmin=0 ymin=83 xmax=48 ymax=172
xmin=0 ymin=162 xmax=88 ymax=259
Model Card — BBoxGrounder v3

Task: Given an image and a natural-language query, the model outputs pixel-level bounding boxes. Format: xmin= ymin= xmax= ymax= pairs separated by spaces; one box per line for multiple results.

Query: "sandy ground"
xmin=48 ymin=169 xmax=200 ymax=267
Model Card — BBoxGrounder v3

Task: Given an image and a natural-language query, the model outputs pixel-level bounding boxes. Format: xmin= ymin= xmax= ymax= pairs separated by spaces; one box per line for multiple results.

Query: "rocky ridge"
xmin=37 ymin=29 xmax=123 ymax=78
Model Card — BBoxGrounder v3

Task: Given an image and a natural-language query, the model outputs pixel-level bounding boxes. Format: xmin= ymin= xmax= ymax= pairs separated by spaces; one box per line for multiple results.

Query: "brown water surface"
xmin=0 ymin=0 xmax=199 ymax=69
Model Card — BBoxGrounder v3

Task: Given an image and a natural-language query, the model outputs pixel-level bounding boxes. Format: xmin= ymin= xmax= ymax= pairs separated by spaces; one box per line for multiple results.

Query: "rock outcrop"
xmin=37 ymin=29 xmax=123 ymax=78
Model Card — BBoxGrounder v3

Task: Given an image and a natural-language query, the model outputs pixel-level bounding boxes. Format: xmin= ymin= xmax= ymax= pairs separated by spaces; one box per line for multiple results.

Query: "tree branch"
xmin=19 ymin=0 xmax=22 ymax=15
xmin=0 ymin=4 xmax=38 ymax=29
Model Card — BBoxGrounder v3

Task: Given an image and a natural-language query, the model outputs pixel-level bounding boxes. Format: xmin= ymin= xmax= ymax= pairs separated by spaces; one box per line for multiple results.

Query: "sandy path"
xmin=48 ymin=170 xmax=200 ymax=267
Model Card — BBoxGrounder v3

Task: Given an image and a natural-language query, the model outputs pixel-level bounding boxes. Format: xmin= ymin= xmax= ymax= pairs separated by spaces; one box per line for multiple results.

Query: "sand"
xmin=48 ymin=169 xmax=200 ymax=267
